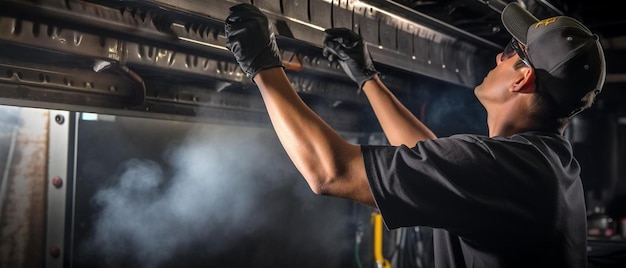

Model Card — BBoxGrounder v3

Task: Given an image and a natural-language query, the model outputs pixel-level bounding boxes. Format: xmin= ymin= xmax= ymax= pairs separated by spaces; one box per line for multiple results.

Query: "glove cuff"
xmin=357 ymin=70 xmax=379 ymax=89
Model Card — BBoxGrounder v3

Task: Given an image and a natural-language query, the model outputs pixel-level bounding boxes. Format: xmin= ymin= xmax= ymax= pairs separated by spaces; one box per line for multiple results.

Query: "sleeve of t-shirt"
xmin=362 ymin=134 xmax=552 ymax=236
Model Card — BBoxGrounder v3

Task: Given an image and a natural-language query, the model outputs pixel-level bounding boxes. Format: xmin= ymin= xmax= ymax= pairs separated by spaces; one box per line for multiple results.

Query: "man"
xmin=224 ymin=2 xmax=605 ymax=267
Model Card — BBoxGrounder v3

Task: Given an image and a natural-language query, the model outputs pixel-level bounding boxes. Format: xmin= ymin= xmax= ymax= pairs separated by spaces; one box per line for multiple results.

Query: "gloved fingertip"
xmin=229 ymin=3 xmax=263 ymax=20
xmin=331 ymin=36 xmax=343 ymax=44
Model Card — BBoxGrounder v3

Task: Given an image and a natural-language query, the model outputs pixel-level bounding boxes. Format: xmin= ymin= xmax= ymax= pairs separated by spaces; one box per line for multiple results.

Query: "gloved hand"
xmin=225 ymin=3 xmax=284 ymax=79
xmin=322 ymin=28 xmax=379 ymax=89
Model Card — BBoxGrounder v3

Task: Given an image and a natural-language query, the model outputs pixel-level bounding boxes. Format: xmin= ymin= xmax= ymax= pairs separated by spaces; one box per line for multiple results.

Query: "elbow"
xmin=295 ymin=161 xmax=334 ymax=196
xmin=296 ymin=145 xmax=361 ymax=197
xmin=308 ymin=184 xmax=324 ymax=196
xmin=303 ymin=172 xmax=333 ymax=196
xmin=306 ymin=176 xmax=329 ymax=196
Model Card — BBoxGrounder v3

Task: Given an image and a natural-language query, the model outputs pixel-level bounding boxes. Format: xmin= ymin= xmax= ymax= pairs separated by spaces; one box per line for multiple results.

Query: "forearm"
xmin=253 ymin=67 xmax=374 ymax=206
xmin=362 ymin=76 xmax=436 ymax=146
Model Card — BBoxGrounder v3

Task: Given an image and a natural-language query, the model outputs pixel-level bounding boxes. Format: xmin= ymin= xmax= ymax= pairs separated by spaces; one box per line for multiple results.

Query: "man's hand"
xmin=322 ymin=28 xmax=379 ymax=90
xmin=225 ymin=3 xmax=284 ymax=79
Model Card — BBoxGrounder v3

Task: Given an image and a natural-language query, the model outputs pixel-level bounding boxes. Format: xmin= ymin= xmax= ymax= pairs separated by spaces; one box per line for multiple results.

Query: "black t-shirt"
xmin=362 ymin=131 xmax=587 ymax=268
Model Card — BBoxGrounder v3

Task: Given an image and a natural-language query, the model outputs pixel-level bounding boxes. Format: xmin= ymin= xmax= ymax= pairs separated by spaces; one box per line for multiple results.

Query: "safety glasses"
xmin=501 ymin=38 xmax=533 ymax=68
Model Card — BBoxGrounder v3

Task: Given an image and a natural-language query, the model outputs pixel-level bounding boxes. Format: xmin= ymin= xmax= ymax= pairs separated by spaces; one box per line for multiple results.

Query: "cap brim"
xmin=501 ymin=3 xmax=539 ymax=44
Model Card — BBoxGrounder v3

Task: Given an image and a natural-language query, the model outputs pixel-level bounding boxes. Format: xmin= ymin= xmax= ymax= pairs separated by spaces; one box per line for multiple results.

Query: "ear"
xmin=511 ymin=66 xmax=536 ymax=93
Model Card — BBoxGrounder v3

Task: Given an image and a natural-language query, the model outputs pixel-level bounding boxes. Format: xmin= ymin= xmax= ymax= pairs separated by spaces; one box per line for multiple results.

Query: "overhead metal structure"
xmin=0 ymin=0 xmax=498 ymax=133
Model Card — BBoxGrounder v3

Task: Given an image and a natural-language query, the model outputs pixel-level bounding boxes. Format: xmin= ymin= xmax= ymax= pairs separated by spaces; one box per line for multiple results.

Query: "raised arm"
xmin=225 ymin=4 xmax=375 ymax=207
xmin=361 ymin=76 xmax=437 ymax=146
xmin=322 ymin=28 xmax=437 ymax=146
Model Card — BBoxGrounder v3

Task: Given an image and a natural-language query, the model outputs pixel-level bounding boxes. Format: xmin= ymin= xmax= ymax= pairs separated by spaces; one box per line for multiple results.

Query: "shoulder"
xmin=442 ymin=131 xmax=571 ymax=151
xmin=416 ymin=134 xmax=496 ymax=159
xmin=420 ymin=132 xmax=573 ymax=164
xmin=496 ymin=131 xmax=573 ymax=157
xmin=362 ymin=132 xmax=570 ymax=166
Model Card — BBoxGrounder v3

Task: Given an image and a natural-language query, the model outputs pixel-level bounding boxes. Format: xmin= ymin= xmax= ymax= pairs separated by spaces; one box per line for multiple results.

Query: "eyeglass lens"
xmin=501 ymin=40 xmax=516 ymax=62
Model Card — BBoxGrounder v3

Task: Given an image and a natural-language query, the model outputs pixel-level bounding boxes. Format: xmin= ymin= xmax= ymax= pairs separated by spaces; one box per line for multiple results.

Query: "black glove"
xmin=225 ymin=4 xmax=284 ymax=79
xmin=322 ymin=28 xmax=379 ymax=89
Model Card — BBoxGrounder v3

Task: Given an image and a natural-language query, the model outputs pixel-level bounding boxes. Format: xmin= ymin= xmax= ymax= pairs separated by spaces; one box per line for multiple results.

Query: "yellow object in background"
xmin=372 ymin=212 xmax=392 ymax=268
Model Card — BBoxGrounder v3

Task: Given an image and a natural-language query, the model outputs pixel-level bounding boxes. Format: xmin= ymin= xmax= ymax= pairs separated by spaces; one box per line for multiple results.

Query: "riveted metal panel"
xmin=282 ymin=0 xmax=309 ymax=22
xmin=309 ymin=0 xmax=332 ymax=30
xmin=46 ymin=110 xmax=70 ymax=268
xmin=331 ymin=0 xmax=353 ymax=29
xmin=0 ymin=0 xmax=497 ymax=123
xmin=396 ymin=23 xmax=413 ymax=56
xmin=254 ymin=0 xmax=282 ymax=14
xmin=413 ymin=29 xmax=431 ymax=64
xmin=440 ymin=40 xmax=461 ymax=82
xmin=0 ymin=17 xmax=118 ymax=60
xmin=353 ymin=4 xmax=378 ymax=45
xmin=425 ymin=35 xmax=444 ymax=70
xmin=148 ymin=0 xmax=248 ymax=21
xmin=379 ymin=16 xmax=397 ymax=50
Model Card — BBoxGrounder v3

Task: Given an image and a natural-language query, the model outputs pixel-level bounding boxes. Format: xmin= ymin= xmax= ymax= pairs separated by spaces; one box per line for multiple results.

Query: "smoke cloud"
xmin=80 ymin=124 xmax=352 ymax=268
xmin=419 ymin=86 xmax=487 ymax=136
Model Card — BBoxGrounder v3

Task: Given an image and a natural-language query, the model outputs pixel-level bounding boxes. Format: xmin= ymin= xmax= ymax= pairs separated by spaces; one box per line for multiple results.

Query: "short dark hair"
xmin=514 ymin=60 xmax=599 ymax=130
xmin=533 ymin=72 xmax=600 ymax=120
xmin=532 ymin=85 xmax=568 ymax=129
xmin=513 ymin=60 xmax=569 ymax=129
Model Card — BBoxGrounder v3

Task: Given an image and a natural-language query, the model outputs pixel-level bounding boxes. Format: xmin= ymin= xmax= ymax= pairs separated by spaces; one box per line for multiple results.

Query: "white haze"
xmin=81 ymin=124 xmax=352 ymax=268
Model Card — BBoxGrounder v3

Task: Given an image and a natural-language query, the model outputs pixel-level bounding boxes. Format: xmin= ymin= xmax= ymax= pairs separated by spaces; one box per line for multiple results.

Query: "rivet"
xmin=51 ymin=176 xmax=63 ymax=188
xmin=54 ymin=114 xmax=64 ymax=125
xmin=49 ymin=246 xmax=61 ymax=258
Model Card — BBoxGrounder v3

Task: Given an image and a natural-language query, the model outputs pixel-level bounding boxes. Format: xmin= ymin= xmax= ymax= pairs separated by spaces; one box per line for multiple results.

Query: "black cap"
xmin=501 ymin=3 xmax=606 ymax=117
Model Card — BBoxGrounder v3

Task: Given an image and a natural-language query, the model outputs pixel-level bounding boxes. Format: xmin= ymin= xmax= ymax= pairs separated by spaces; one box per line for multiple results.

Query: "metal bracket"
xmin=46 ymin=110 xmax=71 ymax=268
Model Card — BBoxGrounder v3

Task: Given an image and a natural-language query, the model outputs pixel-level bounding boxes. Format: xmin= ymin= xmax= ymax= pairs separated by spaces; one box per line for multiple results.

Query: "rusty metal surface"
xmin=0 ymin=106 xmax=48 ymax=268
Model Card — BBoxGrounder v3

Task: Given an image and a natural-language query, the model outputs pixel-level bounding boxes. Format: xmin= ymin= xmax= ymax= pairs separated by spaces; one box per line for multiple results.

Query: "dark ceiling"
xmin=391 ymin=0 xmax=626 ymax=46
xmin=389 ymin=0 xmax=626 ymax=112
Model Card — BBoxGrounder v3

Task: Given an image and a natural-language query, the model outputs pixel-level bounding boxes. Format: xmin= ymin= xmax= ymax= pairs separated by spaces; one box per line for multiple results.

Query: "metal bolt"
xmin=49 ymin=246 xmax=60 ymax=258
xmin=51 ymin=176 xmax=63 ymax=188
xmin=54 ymin=114 xmax=64 ymax=125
